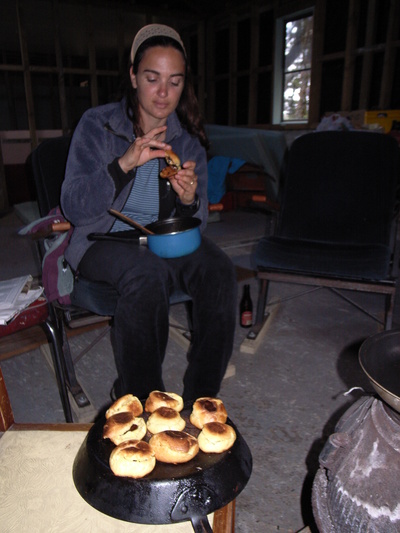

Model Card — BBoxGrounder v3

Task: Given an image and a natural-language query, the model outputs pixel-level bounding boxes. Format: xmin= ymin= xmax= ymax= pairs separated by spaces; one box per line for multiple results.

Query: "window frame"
xmin=272 ymin=8 xmax=314 ymax=125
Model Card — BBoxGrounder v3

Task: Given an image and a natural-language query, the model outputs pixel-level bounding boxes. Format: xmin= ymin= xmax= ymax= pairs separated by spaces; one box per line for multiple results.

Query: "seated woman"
xmin=60 ymin=24 xmax=237 ymax=402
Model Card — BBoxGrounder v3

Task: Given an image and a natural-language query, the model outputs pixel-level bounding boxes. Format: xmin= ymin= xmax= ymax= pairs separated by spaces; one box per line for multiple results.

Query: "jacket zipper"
xmin=104 ymin=122 xmax=133 ymax=143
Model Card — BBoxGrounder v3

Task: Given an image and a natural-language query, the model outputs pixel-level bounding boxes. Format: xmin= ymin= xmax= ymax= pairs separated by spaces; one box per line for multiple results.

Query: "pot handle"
xmin=87 ymin=232 xmax=147 ymax=246
xmin=190 ymin=515 xmax=213 ymax=533
xmin=171 ymin=486 xmax=217 ymax=533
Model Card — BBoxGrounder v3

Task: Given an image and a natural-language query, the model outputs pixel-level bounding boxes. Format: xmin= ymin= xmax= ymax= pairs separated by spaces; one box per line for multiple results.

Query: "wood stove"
xmin=312 ymin=330 xmax=400 ymax=532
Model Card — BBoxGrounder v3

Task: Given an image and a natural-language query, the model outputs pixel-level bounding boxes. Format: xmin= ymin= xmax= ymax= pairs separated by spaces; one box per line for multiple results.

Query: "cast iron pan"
xmin=359 ymin=329 xmax=400 ymax=413
xmin=73 ymin=409 xmax=252 ymax=532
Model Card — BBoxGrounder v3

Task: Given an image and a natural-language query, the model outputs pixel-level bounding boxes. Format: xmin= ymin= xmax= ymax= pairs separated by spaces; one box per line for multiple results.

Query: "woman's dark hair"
xmin=123 ymin=35 xmax=209 ymax=150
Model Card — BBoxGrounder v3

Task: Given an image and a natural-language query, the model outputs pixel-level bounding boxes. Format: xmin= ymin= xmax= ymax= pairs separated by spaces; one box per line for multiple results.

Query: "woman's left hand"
xmin=169 ymin=160 xmax=198 ymax=205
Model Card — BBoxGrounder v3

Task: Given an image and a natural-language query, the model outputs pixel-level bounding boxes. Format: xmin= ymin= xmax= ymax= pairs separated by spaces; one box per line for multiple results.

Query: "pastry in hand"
xmin=160 ymin=150 xmax=181 ymax=178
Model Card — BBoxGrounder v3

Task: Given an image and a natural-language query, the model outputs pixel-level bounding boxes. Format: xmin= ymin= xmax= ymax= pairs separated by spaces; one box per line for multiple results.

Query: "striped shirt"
xmin=111 ymin=159 xmax=159 ymax=232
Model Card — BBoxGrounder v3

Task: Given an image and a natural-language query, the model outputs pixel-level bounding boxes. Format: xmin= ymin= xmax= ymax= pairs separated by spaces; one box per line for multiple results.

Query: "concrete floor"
xmin=1 ymin=206 xmax=398 ymax=533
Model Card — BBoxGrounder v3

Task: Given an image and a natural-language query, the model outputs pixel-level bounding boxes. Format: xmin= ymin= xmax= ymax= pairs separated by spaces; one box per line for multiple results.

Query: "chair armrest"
xmin=208 ymin=203 xmax=224 ymax=212
xmin=30 ymin=222 xmax=71 ymax=239
xmin=251 ymin=194 xmax=280 ymax=211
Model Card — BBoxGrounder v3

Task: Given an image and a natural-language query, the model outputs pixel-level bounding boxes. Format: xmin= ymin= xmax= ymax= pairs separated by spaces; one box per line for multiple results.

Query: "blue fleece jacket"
xmin=61 ymin=99 xmax=208 ymax=270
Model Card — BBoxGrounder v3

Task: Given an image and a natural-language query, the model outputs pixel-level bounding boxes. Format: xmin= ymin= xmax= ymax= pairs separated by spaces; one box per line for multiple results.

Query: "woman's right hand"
xmin=118 ymin=125 xmax=171 ymax=174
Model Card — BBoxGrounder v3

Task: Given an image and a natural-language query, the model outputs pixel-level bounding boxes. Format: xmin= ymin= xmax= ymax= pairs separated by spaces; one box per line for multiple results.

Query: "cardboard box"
xmin=364 ymin=110 xmax=400 ymax=133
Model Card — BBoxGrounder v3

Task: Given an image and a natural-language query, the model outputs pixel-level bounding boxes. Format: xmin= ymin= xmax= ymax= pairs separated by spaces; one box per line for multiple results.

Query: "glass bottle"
xmin=240 ymin=284 xmax=253 ymax=328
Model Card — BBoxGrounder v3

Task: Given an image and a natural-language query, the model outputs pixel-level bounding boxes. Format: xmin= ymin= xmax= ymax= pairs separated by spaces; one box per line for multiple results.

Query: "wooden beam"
xmin=16 ymin=0 xmax=38 ymax=149
xmin=309 ymin=0 xmax=326 ymax=125
xmin=341 ymin=0 xmax=360 ymax=111
xmin=116 ymin=8 xmax=125 ymax=74
xmin=52 ymin=0 xmax=69 ymax=135
xmin=205 ymin=19 xmax=216 ymax=123
xmin=248 ymin=4 xmax=260 ymax=125
xmin=0 ymin=64 xmax=120 ymax=77
xmin=379 ymin=0 xmax=399 ymax=109
xmin=2 ymin=50 xmax=19 ymax=129
xmin=358 ymin=0 xmax=376 ymax=109
xmin=86 ymin=4 xmax=99 ymax=108
xmin=0 ymin=139 xmax=9 ymax=214
xmin=197 ymin=20 xmax=206 ymax=117
xmin=228 ymin=13 xmax=238 ymax=126
xmin=0 ymin=367 xmax=14 ymax=432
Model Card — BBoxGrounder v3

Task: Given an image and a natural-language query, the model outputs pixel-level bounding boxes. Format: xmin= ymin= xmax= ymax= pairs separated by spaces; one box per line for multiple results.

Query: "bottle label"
xmin=241 ymin=311 xmax=252 ymax=327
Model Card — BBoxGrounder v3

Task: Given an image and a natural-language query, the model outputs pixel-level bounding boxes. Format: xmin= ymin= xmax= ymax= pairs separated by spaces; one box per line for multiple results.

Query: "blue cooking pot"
xmin=90 ymin=211 xmax=202 ymax=259
xmin=144 ymin=217 xmax=201 ymax=258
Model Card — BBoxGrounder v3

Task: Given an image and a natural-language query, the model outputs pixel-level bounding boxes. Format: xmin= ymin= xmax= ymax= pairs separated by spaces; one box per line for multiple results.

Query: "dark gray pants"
xmin=78 ymin=236 xmax=237 ymax=402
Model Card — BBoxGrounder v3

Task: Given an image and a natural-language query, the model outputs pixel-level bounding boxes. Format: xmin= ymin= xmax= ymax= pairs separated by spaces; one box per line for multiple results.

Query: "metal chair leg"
xmin=244 ymin=278 xmax=270 ymax=342
xmin=255 ymin=278 xmax=270 ymax=326
xmin=41 ymin=318 xmax=73 ymax=422
xmin=52 ymin=306 xmax=90 ymax=408
xmin=384 ymin=292 xmax=395 ymax=330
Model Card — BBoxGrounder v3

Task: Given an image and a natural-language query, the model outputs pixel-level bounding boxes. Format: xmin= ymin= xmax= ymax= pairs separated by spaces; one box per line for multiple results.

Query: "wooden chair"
xmin=0 ymin=366 xmax=13 ymax=431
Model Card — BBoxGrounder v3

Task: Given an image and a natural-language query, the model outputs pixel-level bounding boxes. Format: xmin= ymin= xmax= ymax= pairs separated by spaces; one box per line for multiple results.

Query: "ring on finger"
xmin=190 ymin=180 xmax=194 ymax=185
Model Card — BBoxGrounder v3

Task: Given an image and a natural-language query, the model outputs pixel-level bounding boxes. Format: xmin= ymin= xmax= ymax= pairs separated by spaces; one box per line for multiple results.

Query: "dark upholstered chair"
xmin=29 ymin=136 xmax=192 ymax=422
xmin=250 ymin=131 xmax=399 ymax=342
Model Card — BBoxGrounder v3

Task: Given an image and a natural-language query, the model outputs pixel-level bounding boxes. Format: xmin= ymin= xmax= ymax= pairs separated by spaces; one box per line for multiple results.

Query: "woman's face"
xmin=131 ymin=45 xmax=185 ymax=130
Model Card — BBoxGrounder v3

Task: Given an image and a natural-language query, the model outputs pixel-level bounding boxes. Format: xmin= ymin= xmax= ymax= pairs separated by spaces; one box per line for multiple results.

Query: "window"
xmin=273 ymin=10 xmax=313 ymax=124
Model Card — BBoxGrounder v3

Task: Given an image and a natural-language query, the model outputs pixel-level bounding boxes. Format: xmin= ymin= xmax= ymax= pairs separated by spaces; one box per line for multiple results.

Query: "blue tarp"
xmin=207 ymin=156 xmax=246 ymax=204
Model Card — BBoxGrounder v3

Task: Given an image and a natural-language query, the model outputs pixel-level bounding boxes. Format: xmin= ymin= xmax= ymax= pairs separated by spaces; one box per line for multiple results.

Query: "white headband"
xmin=130 ymin=24 xmax=186 ymax=64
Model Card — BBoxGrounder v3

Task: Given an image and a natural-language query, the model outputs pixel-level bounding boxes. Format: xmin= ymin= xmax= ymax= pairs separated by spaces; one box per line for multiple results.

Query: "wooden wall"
xmin=184 ymin=0 xmax=400 ymax=127
xmin=0 ymin=0 xmax=399 ymax=208
xmin=1 ymin=0 xmax=399 ymax=137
